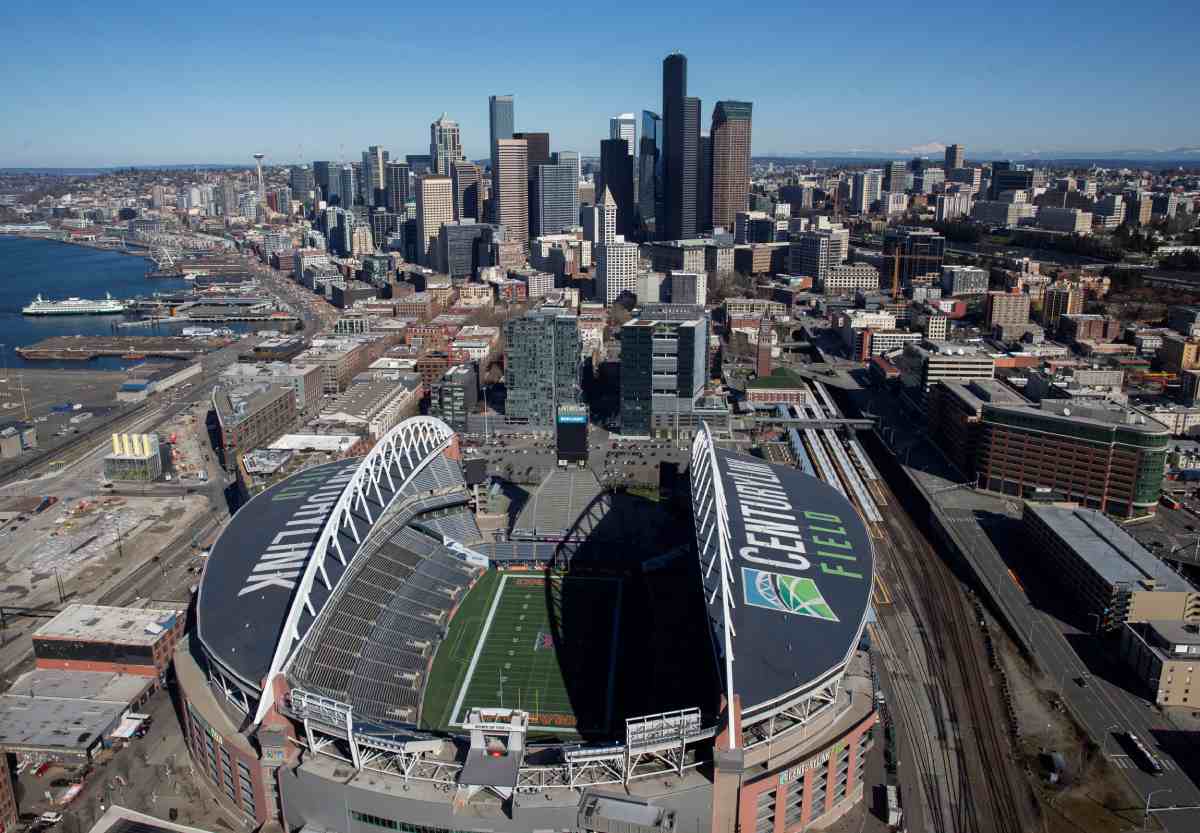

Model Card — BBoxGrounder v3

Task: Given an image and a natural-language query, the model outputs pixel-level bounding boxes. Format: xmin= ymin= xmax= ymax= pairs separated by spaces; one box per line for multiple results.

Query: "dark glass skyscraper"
xmin=662 ymin=53 xmax=699 ymax=240
xmin=599 ymin=138 xmax=635 ymax=239
xmin=385 ymin=162 xmax=410 ymax=214
xmin=638 ymin=111 xmax=662 ymax=236
xmin=489 ymin=95 xmax=514 ymax=157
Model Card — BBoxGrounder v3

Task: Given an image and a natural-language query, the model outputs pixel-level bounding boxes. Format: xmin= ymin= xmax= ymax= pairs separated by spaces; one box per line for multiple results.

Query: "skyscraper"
xmin=513 ymin=132 xmax=551 ymax=170
xmin=532 ymin=159 xmax=577 ymax=236
xmin=697 ymin=134 xmax=712 ymax=233
xmin=362 ymin=146 xmax=387 ymax=206
xmin=945 ymin=143 xmax=965 ymax=171
xmin=884 ymin=160 xmax=907 ymax=194
xmin=416 ymin=175 xmax=454 ymax=267
xmin=662 ymin=53 xmax=699 ymax=240
xmin=504 ymin=308 xmax=582 ymax=428
xmin=620 ymin=314 xmax=708 ymax=437
xmin=430 ymin=114 xmax=464 ymax=177
xmin=451 ymin=161 xmax=483 ymax=222
xmin=610 ymin=113 xmax=636 ymax=157
xmin=852 ymin=170 xmax=883 ymax=214
xmin=596 ymin=186 xmax=637 ymax=305
xmin=312 ymin=161 xmax=332 ymax=202
xmin=338 ymin=165 xmax=357 ymax=209
xmin=599 ymin=138 xmax=635 ymax=238
xmin=385 ymin=162 xmax=411 ymax=214
xmin=638 ymin=110 xmax=662 ymax=235
xmin=289 ymin=165 xmax=315 ymax=202
xmin=489 ymin=95 xmax=514 ymax=159
xmin=494 ymin=139 xmax=529 ymax=247
xmin=710 ymin=100 xmax=753 ymax=232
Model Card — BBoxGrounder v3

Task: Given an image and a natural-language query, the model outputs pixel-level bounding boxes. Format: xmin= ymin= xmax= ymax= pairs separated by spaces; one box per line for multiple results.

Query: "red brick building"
xmin=32 ymin=604 xmax=185 ymax=678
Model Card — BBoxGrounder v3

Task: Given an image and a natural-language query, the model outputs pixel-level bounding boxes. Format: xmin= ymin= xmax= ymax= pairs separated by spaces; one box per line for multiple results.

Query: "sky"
xmin=3 ymin=0 xmax=1198 ymax=167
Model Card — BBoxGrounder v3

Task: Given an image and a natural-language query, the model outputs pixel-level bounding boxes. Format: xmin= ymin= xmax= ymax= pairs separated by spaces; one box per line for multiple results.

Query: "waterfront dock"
xmin=16 ymin=335 xmax=228 ymax=361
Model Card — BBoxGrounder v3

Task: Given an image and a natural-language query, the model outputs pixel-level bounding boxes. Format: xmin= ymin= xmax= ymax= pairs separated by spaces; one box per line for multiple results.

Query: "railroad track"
xmin=880 ymin=484 xmax=1036 ymax=833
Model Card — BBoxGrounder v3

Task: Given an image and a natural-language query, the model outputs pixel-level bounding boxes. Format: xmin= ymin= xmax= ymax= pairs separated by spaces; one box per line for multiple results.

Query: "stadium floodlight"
xmin=252 ymin=416 xmax=456 ymax=726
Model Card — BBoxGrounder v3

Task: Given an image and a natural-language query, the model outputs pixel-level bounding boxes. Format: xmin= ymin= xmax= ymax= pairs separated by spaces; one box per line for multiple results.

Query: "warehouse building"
xmin=33 ymin=604 xmax=185 ymax=678
xmin=1023 ymin=502 xmax=1200 ymax=632
xmin=1120 ymin=620 xmax=1200 ymax=707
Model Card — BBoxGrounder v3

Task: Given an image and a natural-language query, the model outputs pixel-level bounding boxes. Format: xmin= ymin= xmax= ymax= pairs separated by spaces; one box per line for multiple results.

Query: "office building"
xmin=362 ymin=146 xmax=387 ymax=206
xmin=710 ymin=100 xmax=752 ymax=232
xmin=416 ymin=176 xmax=455 ymax=266
xmin=1038 ymin=206 xmax=1092 ymax=234
xmin=289 ymin=165 xmax=315 ymax=202
xmin=975 ymin=400 xmax=1169 ymax=519
xmin=884 ymin=160 xmax=907 ymax=194
xmin=1121 ymin=620 xmax=1200 ymax=706
xmin=985 ymin=290 xmax=1031 ymax=328
xmin=940 ymin=265 xmax=989 ymax=296
xmin=450 ymin=160 xmax=482 ymax=222
xmin=533 ymin=159 xmax=578 ymax=237
xmin=851 ymin=169 xmax=883 ymax=215
xmin=788 ymin=227 xmax=849 ymax=282
xmin=638 ymin=110 xmax=663 ymax=234
xmin=1125 ymin=191 xmax=1153 ymax=227
xmin=904 ymin=340 xmax=995 ymax=389
xmin=1043 ymin=284 xmax=1083 ymax=332
xmin=1059 ymin=314 xmax=1121 ymax=344
xmin=493 ymin=138 xmax=529 ymax=248
xmin=945 ymin=144 xmax=965 ymax=171
xmin=670 ymin=271 xmax=707 ymax=306
xmin=599 ymin=138 xmax=636 ymax=238
xmin=514 ymin=131 xmax=551 ymax=169
xmin=936 ymin=193 xmax=972 ymax=222
xmin=384 ymin=161 xmax=411 ymax=214
xmin=822 ymin=264 xmax=881 ymax=296
xmin=489 ymin=94 xmax=514 ymax=169
xmin=405 ymin=154 xmax=433 ymax=175
xmin=597 ymin=241 xmax=638 ymax=306
xmin=988 ymin=163 xmax=1034 ymax=200
xmin=882 ymin=227 xmax=945 ymax=287
xmin=697 ymin=134 xmax=712 ymax=233
xmin=430 ymin=364 xmax=478 ymax=433
xmin=620 ymin=315 xmax=710 ymax=437
xmin=212 ymin=381 xmax=297 ymax=468
xmin=503 ymin=308 xmax=582 ymax=428
xmin=312 ymin=161 xmax=333 ymax=200
xmin=33 ymin=603 xmax=184 ymax=678
xmin=1024 ymin=503 xmax=1195 ymax=631
xmin=437 ymin=220 xmax=497 ymax=278
xmin=610 ymin=113 xmax=636 ymax=156
xmin=338 ymin=165 xmax=357 ymax=208
xmin=103 ymin=433 xmax=163 ymax=482
xmin=662 ymin=52 xmax=699 ymax=240
xmin=430 ymin=114 xmax=464 ymax=177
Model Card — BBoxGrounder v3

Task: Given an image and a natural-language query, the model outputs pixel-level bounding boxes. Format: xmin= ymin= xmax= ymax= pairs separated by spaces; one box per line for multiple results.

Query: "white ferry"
xmin=21 ymin=292 xmax=127 ymax=316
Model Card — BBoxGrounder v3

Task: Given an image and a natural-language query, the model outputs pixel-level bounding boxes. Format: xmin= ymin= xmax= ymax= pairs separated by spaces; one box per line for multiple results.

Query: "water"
xmin=0 ymin=235 xmax=236 ymax=369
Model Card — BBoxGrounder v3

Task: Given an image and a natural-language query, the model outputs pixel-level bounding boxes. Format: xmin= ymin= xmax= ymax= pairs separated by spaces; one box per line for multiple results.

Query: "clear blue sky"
xmin=3 ymin=0 xmax=1197 ymax=167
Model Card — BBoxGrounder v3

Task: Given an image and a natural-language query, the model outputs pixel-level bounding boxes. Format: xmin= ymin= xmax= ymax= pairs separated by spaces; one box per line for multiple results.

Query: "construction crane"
xmin=889 ymin=249 xmax=945 ymax=298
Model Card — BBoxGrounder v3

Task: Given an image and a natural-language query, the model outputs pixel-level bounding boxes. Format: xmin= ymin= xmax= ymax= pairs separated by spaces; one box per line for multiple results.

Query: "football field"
xmin=447 ymin=572 xmax=622 ymax=734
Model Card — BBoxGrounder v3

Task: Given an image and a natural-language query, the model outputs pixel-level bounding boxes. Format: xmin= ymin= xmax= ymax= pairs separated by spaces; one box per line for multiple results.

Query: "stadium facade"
xmin=177 ymin=417 xmax=877 ymax=833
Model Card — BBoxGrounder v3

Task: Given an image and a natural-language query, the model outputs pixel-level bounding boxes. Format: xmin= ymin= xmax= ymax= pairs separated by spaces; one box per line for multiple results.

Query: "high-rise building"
xmin=489 ymin=94 xmax=514 ymax=160
xmin=852 ymin=169 xmax=884 ymax=215
xmin=882 ymin=227 xmax=945 ymax=287
xmin=406 ymin=154 xmax=433 ymax=175
xmin=597 ymin=187 xmax=617 ymax=245
xmin=985 ymin=290 xmax=1031 ymax=328
xmin=430 ymin=114 xmax=465 ymax=176
xmin=493 ymin=139 xmax=529 ymax=248
xmin=610 ymin=113 xmax=636 ymax=157
xmin=513 ymin=131 xmax=551 ymax=169
xmin=532 ymin=160 xmax=577 ymax=236
xmin=662 ymin=53 xmax=699 ymax=240
xmin=945 ymin=144 xmax=965 ymax=171
xmin=884 ymin=160 xmax=908 ymax=194
xmin=989 ymin=162 xmax=1034 ymax=200
xmin=312 ymin=161 xmax=332 ymax=201
xmin=339 ymin=165 xmax=357 ymax=208
xmin=416 ymin=175 xmax=454 ymax=267
xmin=788 ymin=227 xmax=849 ymax=282
xmin=451 ymin=160 xmax=483 ymax=222
xmin=385 ymin=162 xmax=411 ymax=214
xmin=597 ymin=241 xmax=639 ymax=305
xmin=710 ymin=100 xmax=752 ymax=232
xmin=638 ymin=110 xmax=663 ymax=235
xmin=504 ymin=308 xmax=582 ymax=428
xmin=599 ymin=138 xmax=635 ymax=238
xmin=697 ymin=134 xmax=712 ymax=233
xmin=1042 ymin=283 xmax=1083 ymax=332
xmin=362 ymin=145 xmax=387 ymax=206
xmin=437 ymin=220 xmax=498 ymax=278
xmin=555 ymin=151 xmax=581 ymax=218
xmin=289 ymin=165 xmax=315 ymax=203
xmin=620 ymin=314 xmax=709 ymax=437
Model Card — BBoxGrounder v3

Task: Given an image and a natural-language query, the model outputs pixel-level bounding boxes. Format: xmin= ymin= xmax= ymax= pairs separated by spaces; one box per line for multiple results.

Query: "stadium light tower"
xmin=253 ymin=153 xmax=266 ymax=202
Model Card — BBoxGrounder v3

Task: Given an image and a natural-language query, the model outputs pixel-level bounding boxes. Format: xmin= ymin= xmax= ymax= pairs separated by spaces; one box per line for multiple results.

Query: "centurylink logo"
xmin=742 ymin=567 xmax=840 ymax=622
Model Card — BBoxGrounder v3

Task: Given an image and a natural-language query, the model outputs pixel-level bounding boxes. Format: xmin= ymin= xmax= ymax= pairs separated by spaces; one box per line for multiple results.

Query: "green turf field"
xmin=424 ymin=571 xmax=621 ymax=736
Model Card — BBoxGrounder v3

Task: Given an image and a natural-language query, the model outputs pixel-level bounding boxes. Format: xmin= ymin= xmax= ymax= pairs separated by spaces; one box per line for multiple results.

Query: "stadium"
xmin=176 ymin=416 xmax=877 ymax=833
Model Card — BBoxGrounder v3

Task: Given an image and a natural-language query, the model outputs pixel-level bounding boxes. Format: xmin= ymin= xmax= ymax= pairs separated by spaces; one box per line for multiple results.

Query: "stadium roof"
xmin=692 ymin=435 xmax=874 ymax=717
xmin=196 ymin=458 xmax=360 ymax=687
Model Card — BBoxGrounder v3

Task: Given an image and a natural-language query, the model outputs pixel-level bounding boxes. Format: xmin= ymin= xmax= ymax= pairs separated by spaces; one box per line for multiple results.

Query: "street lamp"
xmin=1145 ymin=788 xmax=1172 ymax=831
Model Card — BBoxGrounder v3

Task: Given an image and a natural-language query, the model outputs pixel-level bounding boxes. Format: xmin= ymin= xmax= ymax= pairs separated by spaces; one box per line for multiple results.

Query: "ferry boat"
xmin=22 ymin=292 xmax=126 ymax=316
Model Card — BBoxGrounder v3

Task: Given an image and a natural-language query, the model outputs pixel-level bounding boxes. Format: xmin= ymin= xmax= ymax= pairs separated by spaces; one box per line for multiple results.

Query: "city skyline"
xmin=3 ymin=0 xmax=1199 ymax=167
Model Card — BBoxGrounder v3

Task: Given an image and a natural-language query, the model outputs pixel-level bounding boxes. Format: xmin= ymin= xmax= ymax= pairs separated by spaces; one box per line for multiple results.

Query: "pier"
xmin=16 ymin=335 xmax=228 ymax=361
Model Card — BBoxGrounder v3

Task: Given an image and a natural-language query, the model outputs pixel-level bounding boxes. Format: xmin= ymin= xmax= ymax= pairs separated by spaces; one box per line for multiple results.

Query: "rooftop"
xmin=0 ymin=670 xmax=154 ymax=752
xmin=1026 ymin=502 xmax=1194 ymax=591
xmin=747 ymin=367 xmax=810 ymax=390
xmin=35 ymin=604 xmax=180 ymax=645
